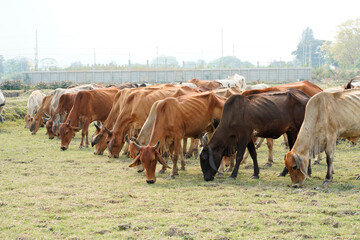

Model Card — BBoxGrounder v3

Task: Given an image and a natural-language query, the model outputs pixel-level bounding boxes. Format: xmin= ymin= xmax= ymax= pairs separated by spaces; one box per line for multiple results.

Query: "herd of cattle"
xmin=4 ymin=74 xmax=360 ymax=187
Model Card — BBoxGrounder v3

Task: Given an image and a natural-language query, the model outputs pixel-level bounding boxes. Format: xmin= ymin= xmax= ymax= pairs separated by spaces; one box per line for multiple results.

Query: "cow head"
xmin=91 ymin=123 xmax=108 ymax=155
xmin=128 ymin=141 xmax=170 ymax=184
xmin=30 ymin=114 xmax=44 ymax=134
xmin=59 ymin=119 xmax=79 ymax=151
xmin=200 ymin=146 xmax=221 ymax=181
xmin=284 ymin=151 xmax=309 ymax=188
xmin=46 ymin=120 xmax=55 ymax=139
xmin=24 ymin=114 xmax=31 ymax=128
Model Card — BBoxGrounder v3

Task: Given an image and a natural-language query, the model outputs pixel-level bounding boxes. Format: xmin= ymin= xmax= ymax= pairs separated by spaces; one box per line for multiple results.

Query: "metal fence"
xmin=22 ymin=68 xmax=312 ymax=84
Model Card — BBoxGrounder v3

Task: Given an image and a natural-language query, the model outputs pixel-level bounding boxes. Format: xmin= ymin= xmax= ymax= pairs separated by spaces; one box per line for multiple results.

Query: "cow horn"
xmin=104 ymin=126 xmax=112 ymax=136
xmin=208 ymin=147 xmax=218 ymax=172
xmin=153 ymin=141 xmax=159 ymax=150
xmin=125 ymin=135 xmax=130 ymax=143
xmin=293 ymin=153 xmax=301 ymax=169
xmin=132 ymin=137 xmax=140 ymax=145
xmin=67 ymin=119 xmax=71 ymax=126
xmin=94 ymin=122 xmax=100 ymax=131
xmin=43 ymin=111 xmax=50 ymax=118
xmin=132 ymin=140 xmax=142 ymax=149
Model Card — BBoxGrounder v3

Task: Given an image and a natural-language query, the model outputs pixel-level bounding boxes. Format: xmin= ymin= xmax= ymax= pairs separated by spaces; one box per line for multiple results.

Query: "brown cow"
xmin=44 ymin=92 xmax=77 ymax=139
xmin=128 ymin=92 xmax=226 ymax=183
xmin=58 ymin=87 xmax=119 ymax=150
xmin=91 ymin=88 xmax=135 ymax=155
xmin=107 ymin=85 xmax=199 ymax=158
xmin=187 ymin=78 xmax=222 ymax=90
xmin=30 ymin=95 xmax=53 ymax=134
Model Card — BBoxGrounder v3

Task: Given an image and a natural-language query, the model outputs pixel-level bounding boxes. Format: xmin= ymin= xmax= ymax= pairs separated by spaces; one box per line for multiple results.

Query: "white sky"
xmin=0 ymin=0 xmax=359 ymax=67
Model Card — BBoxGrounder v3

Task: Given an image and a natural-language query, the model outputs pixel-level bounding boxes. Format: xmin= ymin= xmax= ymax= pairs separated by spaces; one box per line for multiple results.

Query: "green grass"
xmin=0 ymin=90 xmax=359 ymax=239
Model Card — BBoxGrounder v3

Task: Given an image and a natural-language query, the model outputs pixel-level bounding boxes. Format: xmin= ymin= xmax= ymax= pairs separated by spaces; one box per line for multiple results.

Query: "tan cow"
xmin=285 ymin=89 xmax=360 ymax=187
xmin=30 ymin=95 xmax=53 ymax=134
xmin=25 ymin=90 xmax=46 ymax=128
xmin=128 ymin=92 xmax=226 ymax=183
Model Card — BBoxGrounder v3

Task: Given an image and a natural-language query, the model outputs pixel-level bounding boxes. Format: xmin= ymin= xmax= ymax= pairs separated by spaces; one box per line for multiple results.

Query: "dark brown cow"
xmin=44 ymin=92 xmax=77 ymax=139
xmin=107 ymin=85 xmax=199 ymax=158
xmin=200 ymin=89 xmax=310 ymax=181
xmin=128 ymin=92 xmax=226 ymax=183
xmin=187 ymin=78 xmax=222 ymax=90
xmin=58 ymin=87 xmax=119 ymax=150
xmin=30 ymin=95 xmax=53 ymax=134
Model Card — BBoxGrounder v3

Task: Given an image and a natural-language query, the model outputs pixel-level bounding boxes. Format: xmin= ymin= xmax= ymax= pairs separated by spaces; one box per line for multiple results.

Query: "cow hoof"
xmin=170 ymin=175 xmax=175 ymax=179
xmin=313 ymin=161 xmax=320 ymax=165
xmin=158 ymin=169 xmax=165 ymax=174
xmin=31 ymin=132 xmax=36 ymax=135
xmin=85 ymin=145 xmax=89 ymax=148
xmin=185 ymin=154 xmax=191 ymax=159
xmin=225 ymin=168 xmax=232 ymax=172
xmin=322 ymin=179 xmax=332 ymax=186
xmin=250 ymin=175 xmax=259 ymax=179
xmin=180 ymin=166 xmax=185 ymax=171
xmin=227 ymin=176 xmax=236 ymax=180
xmin=356 ymin=175 xmax=360 ymax=180
xmin=277 ymin=173 xmax=286 ymax=177
xmin=194 ymin=151 xmax=199 ymax=159
xmin=174 ymin=172 xmax=179 ymax=176
xmin=218 ymin=172 xmax=224 ymax=176
xmin=263 ymin=162 xmax=273 ymax=168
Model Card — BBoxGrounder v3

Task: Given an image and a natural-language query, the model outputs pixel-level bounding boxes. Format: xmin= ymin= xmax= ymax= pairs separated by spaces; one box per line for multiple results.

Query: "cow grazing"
xmin=25 ymin=90 xmax=46 ymax=128
xmin=0 ymin=90 xmax=5 ymax=124
xmin=58 ymin=87 xmax=119 ymax=150
xmin=200 ymin=89 xmax=310 ymax=182
xmin=128 ymin=92 xmax=226 ymax=183
xmin=44 ymin=92 xmax=77 ymax=139
xmin=285 ymin=89 xmax=360 ymax=187
xmin=107 ymin=85 xmax=199 ymax=158
xmin=30 ymin=95 xmax=53 ymax=134
xmin=50 ymin=83 xmax=102 ymax=116
xmin=215 ymin=74 xmax=246 ymax=90
xmin=91 ymin=88 xmax=135 ymax=155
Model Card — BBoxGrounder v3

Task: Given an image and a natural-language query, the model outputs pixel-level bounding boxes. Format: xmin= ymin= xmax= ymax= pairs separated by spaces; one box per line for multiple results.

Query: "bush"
xmin=33 ymin=81 xmax=74 ymax=89
xmin=34 ymin=82 xmax=50 ymax=89
xmin=0 ymin=80 xmax=29 ymax=90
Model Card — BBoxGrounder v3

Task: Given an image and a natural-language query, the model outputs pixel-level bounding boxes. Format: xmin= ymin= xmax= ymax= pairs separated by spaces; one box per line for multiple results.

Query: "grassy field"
xmin=0 ymin=89 xmax=359 ymax=239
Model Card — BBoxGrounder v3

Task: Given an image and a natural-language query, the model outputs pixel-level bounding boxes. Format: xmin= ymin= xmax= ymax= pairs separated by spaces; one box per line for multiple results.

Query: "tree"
xmin=3 ymin=57 xmax=31 ymax=74
xmin=207 ymin=56 xmax=254 ymax=68
xmin=292 ymin=27 xmax=326 ymax=67
xmin=328 ymin=18 xmax=360 ymax=68
xmin=0 ymin=55 xmax=4 ymax=74
xmin=151 ymin=55 xmax=179 ymax=68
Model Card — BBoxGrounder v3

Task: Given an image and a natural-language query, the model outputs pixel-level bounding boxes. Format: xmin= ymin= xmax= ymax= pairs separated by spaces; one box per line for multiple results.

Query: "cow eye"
xmin=292 ymin=166 xmax=297 ymax=170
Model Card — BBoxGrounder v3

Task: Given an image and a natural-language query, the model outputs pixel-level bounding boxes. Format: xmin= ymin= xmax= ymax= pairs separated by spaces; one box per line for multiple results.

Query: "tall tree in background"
xmin=0 ymin=55 xmax=4 ymax=74
xmin=328 ymin=18 xmax=360 ymax=68
xmin=292 ymin=27 xmax=326 ymax=67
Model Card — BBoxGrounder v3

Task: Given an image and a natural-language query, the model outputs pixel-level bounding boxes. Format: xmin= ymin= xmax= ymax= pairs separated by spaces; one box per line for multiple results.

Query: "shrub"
xmin=0 ymin=80 xmax=28 ymax=90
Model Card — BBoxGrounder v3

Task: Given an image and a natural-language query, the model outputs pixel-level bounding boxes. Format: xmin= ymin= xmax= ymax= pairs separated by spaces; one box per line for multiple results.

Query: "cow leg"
xmin=263 ymin=138 xmax=274 ymax=168
xmin=247 ymin=140 xmax=259 ymax=179
xmin=282 ymin=134 xmax=289 ymax=149
xmin=182 ymin=137 xmax=187 ymax=156
xmin=323 ymin=143 xmax=336 ymax=184
xmin=193 ymin=138 xmax=199 ymax=159
xmin=241 ymin=149 xmax=250 ymax=165
xmin=170 ymin=140 xmax=181 ymax=178
xmin=313 ymin=153 xmax=322 ymax=165
xmin=254 ymin=137 xmax=264 ymax=149
xmin=278 ymin=132 xmax=297 ymax=177
xmin=218 ymin=158 xmax=225 ymax=175
xmin=225 ymin=155 xmax=235 ymax=172
xmin=229 ymin=140 xmax=248 ymax=180
xmin=179 ymin=141 xmax=186 ymax=171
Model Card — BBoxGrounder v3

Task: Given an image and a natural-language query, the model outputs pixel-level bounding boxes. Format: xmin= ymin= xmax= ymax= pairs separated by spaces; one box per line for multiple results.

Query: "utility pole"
xmin=35 ymin=30 xmax=38 ymax=71
xmin=309 ymin=43 xmax=312 ymax=68
xmin=93 ymin=48 xmax=96 ymax=70
xmin=221 ymin=28 xmax=223 ymax=69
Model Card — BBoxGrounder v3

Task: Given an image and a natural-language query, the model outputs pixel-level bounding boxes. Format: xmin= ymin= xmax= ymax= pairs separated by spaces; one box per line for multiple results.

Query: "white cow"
xmin=25 ymin=90 xmax=46 ymax=128
xmin=0 ymin=90 xmax=5 ymax=124
xmin=245 ymin=83 xmax=270 ymax=90
xmin=215 ymin=74 xmax=246 ymax=91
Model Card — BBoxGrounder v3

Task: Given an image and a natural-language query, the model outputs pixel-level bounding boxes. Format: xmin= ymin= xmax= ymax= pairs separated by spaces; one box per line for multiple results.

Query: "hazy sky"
xmin=0 ymin=0 xmax=359 ymax=67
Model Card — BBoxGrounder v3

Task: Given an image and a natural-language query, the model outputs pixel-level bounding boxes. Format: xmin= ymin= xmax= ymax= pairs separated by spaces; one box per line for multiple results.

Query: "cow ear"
xmin=155 ymin=151 xmax=171 ymax=169
xmin=294 ymin=153 xmax=309 ymax=177
xmin=129 ymin=154 xmax=141 ymax=167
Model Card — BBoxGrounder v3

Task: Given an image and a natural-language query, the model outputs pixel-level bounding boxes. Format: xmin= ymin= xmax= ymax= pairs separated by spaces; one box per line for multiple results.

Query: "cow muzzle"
xmin=146 ymin=179 xmax=155 ymax=184
xmin=61 ymin=146 xmax=68 ymax=151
